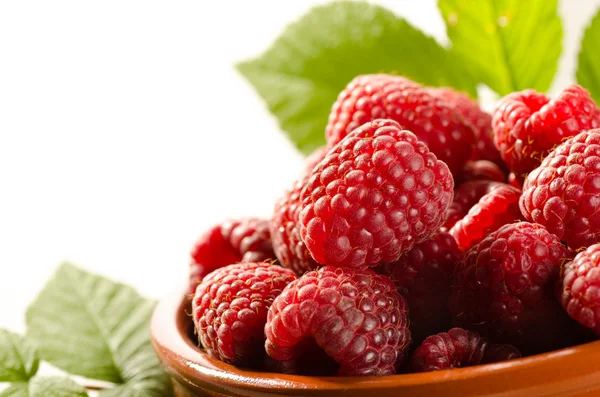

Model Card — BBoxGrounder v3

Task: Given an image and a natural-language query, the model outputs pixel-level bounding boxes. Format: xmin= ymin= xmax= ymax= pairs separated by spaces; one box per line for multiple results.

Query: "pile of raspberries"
xmin=188 ymin=75 xmax=600 ymax=376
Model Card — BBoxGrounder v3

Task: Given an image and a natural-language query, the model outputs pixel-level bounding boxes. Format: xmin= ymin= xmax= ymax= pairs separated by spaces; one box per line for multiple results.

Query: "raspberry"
xmin=560 ymin=243 xmax=600 ymax=336
xmin=520 ymin=130 xmax=600 ymax=250
xmin=442 ymin=180 xmax=503 ymax=232
xmin=450 ymin=222 xmax=572 ymax=353
xmin=449 ymin=184 xmax=523 ymax=251
xmin=375 ymin=232 xmax=461 ymax=343
xmin=271 ymin=147 xmax=327 ymax=275
xmin=265 ymin=266 xmax=411 ymax=376
xmin=189 ymin=218 xmax=275 ymax=294
xmin=492 ymin=84 xmax=600 ymax=183
xmin=264 ymin=342 xmax=339 ymax=376
xmin=300 ymin=119 xmax=454 ymax=269
xmin=458 ymin=160 xmax=506 ymax=185
xmin=428 ymin=87 xmax=505 ymax=169
xmin=326 ymin=75 xmax=476 ymax=177
xmin=508 ymin=172 xmax=522 ymax=190
xmin=304 ymin=146 xmax=329 ymax=173
xmin=192 ymin=262 xmax=296 ymax=366
xmin=410 ymin=328 xmax=521 ymax=372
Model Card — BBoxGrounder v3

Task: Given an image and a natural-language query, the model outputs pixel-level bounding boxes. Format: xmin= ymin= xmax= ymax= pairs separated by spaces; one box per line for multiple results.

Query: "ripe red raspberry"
xmin=270 ymin=147 xmax=327 ymax=275
xmin=458 ymin=160 xmax=506 ymax=185
xmin=449 ymin=184 xmax=523 ymax=251
xmin=375 ymin=232 xmax=460 ymax=343
xmin=304 ymin=146 xmax=329 ymax=172
xmin=450 ymin=222 xmax=572 ymax=353
xmin=326 ymin=75 xmax=476 ymax=177
xmin=508 ymin=172 xmax=522 ymax=190
xmin=410 ymin=328 xmax=521 ymax=372
xmin=492 ymin=84 xmax=600 ymax=183
xmin=300 ymin=119 xmax=454 ymax=269
xmin=192 ymin=263 xmax=296 ymax=366
xmin=560 ymin=243 xmax=600 ymax=336
xmin=189 ymin=218 xmax=275 ymax=294
xmin=428 ymin=87 xmax=505 ymax=169
xmin=265 ymin=266 xmax=411 ymax=376
xmin=442 ymin=180 xmax=503 ymax=232
xmin=520 ymin=130 xmax=600 ymax=250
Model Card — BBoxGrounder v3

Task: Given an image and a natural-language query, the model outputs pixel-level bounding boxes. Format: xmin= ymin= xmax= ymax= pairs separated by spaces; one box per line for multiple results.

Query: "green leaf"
xmin=439 ymin=0 xmax=562 ymax=95
xmin=0 ymin=383 xmax=28 ymax=397
xmin=0 ymin=378 xmax=88 ymax=397
xmin=29 ymin=377 xmax=88 ymax=397
xmin=0 ymin=330 xmax=39 ymax=382
xmin=237 ymin=1 xmax=477 ymax=154
xmin=577 ymin=9 xmax=600 ymax=104
xmin=99 ymin=373 xmax=173 ymax=397
xmin=25 ymin=263 xmax=172 ymax=397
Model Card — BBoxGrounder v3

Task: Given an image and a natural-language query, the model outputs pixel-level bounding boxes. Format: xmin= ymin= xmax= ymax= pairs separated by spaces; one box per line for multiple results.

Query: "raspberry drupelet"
xmin=442 ymin=180 xmax=504 ymax=232
xmin=428 ymin=87 xmax=505 ymax=170
xmin=189 ymin=218 xmax=275 ymax=294
xmin=449 ymin=184 xmax=523 ymax=252
xmin=560 ymin=243 xmax=600 ymax=336
xmin=508 ymin=172 xmax=522 ymax=190
xmin=265 ymin=266 xmax=411 ymax=376
xmin=492 ymin=84 xmax=600 ymax=183
xmin=410 ymin=328 xmax=521 ymax=372
xmin=270 ymin=147 xmax=327 ymax=275
xmin=326 ymin=75 xmax=476 ymax=177
xmin=192 ymin=263 xmax=296 ymax=366
xmin=457 ymin=160 xmax=506 ymax=185
xmin=300 ymin=119 xmax=454 ymax=270
xmin=450 ymin=222 xmax=573 ymax=354
xmin=520 ymin=129 xmax=600 ymax=250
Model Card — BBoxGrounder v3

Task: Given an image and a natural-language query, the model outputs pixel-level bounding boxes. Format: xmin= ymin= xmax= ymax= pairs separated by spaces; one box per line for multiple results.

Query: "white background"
xmin=1 ymin=0 xmax=599 ymax=335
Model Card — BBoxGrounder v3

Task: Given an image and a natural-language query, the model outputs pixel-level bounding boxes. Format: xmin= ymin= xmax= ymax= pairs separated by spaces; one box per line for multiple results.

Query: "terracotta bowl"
xmin=151 ymin=288 xmax=600 ymax=397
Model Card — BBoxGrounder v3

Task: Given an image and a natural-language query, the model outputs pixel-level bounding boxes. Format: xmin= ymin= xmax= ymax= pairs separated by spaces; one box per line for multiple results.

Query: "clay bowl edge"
xmin=151 ymin=287 xmax=600 ymax=397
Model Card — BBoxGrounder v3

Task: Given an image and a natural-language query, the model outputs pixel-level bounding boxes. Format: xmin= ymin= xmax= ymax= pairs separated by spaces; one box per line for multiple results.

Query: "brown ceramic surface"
xmin=151 ymin=287 xmax=600 ymax=397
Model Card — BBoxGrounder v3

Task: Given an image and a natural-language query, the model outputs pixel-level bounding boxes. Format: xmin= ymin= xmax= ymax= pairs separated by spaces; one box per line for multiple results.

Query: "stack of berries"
xmin=187 ymin=75 xmax=600 ymax=375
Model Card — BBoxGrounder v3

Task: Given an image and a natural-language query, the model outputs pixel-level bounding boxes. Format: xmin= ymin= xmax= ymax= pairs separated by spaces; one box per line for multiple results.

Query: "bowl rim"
xmin=151 ymin=286 xmax=600 ymax=395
